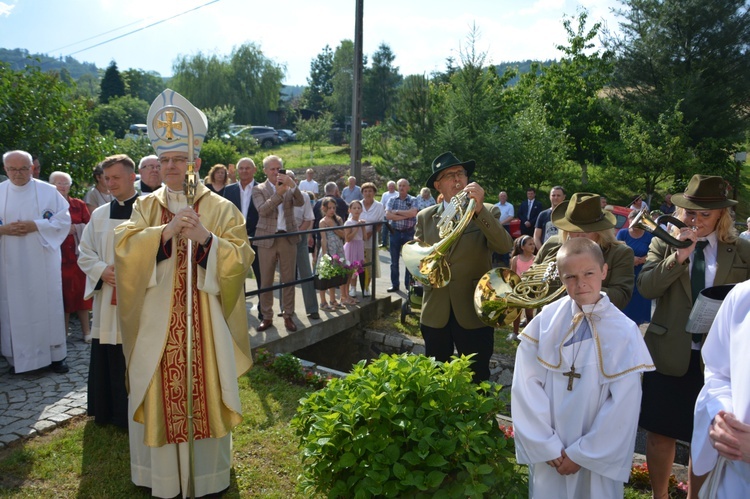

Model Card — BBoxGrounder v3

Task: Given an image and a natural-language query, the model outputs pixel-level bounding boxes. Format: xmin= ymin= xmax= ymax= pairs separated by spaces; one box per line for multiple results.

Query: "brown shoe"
xmin=284 ymin=317 xmax=297 ymax=332
xmin=257 ymin=319 xmax=274 ymax=332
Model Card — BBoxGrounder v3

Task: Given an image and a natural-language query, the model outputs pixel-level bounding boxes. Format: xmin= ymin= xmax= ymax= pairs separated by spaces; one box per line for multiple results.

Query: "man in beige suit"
xmin=414 ymin=152 xmax=513 ymax=382
xmin=252 ymin=155 xmax=304 ymax=332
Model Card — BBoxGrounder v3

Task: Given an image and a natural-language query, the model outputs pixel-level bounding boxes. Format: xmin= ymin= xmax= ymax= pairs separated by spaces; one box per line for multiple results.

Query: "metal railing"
xmin=246 ymin=221 xmax=382 ymax=301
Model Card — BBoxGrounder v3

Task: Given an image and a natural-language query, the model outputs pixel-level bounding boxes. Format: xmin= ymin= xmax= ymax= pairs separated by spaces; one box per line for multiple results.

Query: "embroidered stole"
xmin=160 ymin=206 xmax=210 ymax=443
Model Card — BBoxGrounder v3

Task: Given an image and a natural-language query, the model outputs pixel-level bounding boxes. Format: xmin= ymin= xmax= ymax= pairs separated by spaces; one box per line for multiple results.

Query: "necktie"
xmin=691 ymin=240 xmax=709 ymax=343
xmin=528 ymin=200 xmax=533 ymax=215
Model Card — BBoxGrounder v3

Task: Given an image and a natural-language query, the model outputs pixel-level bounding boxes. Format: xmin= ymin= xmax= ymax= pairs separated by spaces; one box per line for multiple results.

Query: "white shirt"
xmin=239 ymin=180 xmax=254 ymax=217
xmin=494 ymin=201 xmax=514 ymax=224
xmin=299 ymin=179 xmax=318 ymax=194
xmin=294 ymin=191 xmax=315 ymax=227
xmin=360 ymin=199 xmax=385 ymax=236
xmin=380 ymin=191 xmax=398 ymax=220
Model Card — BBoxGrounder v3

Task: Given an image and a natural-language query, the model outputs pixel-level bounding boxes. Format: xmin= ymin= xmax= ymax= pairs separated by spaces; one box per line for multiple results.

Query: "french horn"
xmin=402 ymin=190 xmax=475 ymax=288
xmin=630 ymin=209 xmax=693 ymax=248
xmin=474 ymin=251 xmax=566 ymax=328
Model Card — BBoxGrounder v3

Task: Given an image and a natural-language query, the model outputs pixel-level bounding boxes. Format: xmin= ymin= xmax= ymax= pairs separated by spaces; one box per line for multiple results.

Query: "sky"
xmin=0 ymin=0 xmax=623 ymax=87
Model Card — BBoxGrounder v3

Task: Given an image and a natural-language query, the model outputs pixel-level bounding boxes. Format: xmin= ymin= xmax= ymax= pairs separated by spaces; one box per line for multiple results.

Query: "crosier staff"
xmin=153 ymin=106 xmax=198 ymax=499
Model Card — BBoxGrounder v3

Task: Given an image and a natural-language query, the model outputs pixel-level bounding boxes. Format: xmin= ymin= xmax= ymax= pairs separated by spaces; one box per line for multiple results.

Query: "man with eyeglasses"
xmin=414 ymin=152 xmax=512 ymax=383
xmin=113 ymin=90 xmax=253 ymax=498
xmin=0 ymin=149 xmax=72 ymax=375
xmin=135 ymin=154 xmax=162 ymax=196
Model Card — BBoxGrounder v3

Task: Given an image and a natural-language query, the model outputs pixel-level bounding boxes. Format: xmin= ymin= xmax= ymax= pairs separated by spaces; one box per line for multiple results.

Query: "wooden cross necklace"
xmin=562 ymin=315 xmax=590 ymax=391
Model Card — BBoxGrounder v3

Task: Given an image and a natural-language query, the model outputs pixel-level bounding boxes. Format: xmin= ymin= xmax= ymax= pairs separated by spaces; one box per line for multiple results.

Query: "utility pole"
xmin=350 ymin=0 xmax=364 ymax=181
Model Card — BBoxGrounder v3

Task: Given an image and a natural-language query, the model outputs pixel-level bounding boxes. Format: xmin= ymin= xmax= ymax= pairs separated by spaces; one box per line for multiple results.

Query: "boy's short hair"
xmin=557 ymin=237 xmax=605 ymax=271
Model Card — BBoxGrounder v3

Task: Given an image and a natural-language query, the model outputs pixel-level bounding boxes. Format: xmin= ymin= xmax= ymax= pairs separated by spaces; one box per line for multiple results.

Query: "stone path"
xmin=0 ymin=327 xmax=89 ymax=449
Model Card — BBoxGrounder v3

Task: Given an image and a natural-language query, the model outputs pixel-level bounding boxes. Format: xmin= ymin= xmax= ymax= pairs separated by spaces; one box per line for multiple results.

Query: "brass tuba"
xmin=402 ymin=190 xmax=475 ymax=288
xmin=474 ymin=251 xmax=567 ymax=328
xmin=630 ymin=210 xmax=692 ymax=248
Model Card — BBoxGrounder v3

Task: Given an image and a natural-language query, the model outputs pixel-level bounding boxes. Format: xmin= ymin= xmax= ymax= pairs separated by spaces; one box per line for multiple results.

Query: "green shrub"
xmin=292 ymin=354 xmax=526 ymax=498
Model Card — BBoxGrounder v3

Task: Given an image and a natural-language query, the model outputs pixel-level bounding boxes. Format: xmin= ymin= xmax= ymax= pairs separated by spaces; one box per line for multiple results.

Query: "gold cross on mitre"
xmin=156 ymin=111 xmax=183 ymax=141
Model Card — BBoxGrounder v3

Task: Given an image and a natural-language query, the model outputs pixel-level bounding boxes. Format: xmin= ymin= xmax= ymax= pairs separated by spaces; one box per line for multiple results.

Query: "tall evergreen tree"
xmin=302 ymin=45 xmax=334 ymax=113
xmin=606 ymin=0 xmax=750 ymax=171
xmin=363 ymin=43 xmax=402 ymax=124
xmin=99 ymin=60 xmax=125 ymax=104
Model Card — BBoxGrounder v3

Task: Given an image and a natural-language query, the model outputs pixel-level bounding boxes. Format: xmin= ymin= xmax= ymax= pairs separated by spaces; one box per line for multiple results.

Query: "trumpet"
xmin=630 ymin=210 xmax=693 ymax=249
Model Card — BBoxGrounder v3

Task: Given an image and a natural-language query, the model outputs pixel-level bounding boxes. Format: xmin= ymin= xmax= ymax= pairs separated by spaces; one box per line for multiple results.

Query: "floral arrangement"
xmin=629 ymin=462 xmax=687 ymax=498
xmin=317 ymin=254 xmax=353 ymax=279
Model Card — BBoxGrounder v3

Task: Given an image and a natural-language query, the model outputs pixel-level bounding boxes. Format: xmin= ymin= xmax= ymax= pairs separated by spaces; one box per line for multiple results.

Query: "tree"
xmin=122 ymin=68 xmax=164 ymax=103
xmin=302 ymin=45 xmax=334 ymax=113
xmin=297 ymin=112 xmax=335 ymax=162
xmin=0 ymin=63 xmax=112 ymax=192
xmin=228 ymin=43 xmax=285 ymax=125
xmin=99 ymin=60 xmax=126 ymax=104
xmin=203 ymin=105 xmax=236 ymax=141
xmin=363 ymin=43 xmax=402 ymax=124
xmin=609 ymin=104 xmax=697 ymax=196
xmin=171 ymin=43 xmax=285 ymax=125
xmin=329 ymin=40 xmax=355 ymax=125
xmin=93 ymin=95 xmax=149 ymax=138
xmin=527 ymin=9 xmax=615 ymax=185
xmin=606 ymin=0 xmax=750 ymax=172
xmin=501 ymin=99 xmax=571 ymax=192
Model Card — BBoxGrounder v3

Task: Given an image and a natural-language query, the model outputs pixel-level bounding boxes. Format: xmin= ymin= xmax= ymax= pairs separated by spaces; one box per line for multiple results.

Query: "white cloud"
xmin=0 ymin=2 xmax=15 ymax=17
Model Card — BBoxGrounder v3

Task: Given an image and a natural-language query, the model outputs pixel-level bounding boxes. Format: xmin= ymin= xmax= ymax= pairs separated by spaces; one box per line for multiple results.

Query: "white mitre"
xmin=147 ymin=89 xmax=208 ymax=157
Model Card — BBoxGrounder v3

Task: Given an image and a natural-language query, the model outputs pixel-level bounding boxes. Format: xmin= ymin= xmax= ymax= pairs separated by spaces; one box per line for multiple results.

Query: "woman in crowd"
xmin=507 ymin=235 xmax=535 ymax=341
xmin=535 ymin=192 xmax=634 ymax=311
xmin=317 ymin=196 xmax=347 ymax=310
xmin=205 ymin=163 xmax=229 ymax=195
xmin=415 ymin=187 xmax=436 ymax=211
xmin=83 ymin=163 xmax=112 ymax=214
xmin=637 ymin=175 xmax=750 ymax=498
xmin=616 ymin=209 xmax=654 ymax=324
xmin=50 ymin=171 xmax=93 ymax=342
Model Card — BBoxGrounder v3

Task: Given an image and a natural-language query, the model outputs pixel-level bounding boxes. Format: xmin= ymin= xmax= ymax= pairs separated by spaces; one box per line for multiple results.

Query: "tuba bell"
xmin=402 ymin=190 xmax=475 ymax=288
xmin=474 ymin=251 xmax=567 ymax=328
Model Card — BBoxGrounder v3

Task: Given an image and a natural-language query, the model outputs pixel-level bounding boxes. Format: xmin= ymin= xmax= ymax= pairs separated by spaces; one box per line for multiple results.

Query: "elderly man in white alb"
xmin=0 ymin=150 xmax=71 ymax=374
xmin=114 ymin=89 xmax=254 ymax=498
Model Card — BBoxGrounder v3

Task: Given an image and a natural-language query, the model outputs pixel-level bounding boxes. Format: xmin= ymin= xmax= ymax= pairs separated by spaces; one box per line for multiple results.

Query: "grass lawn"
xmin=0 ymin=368 xmax=313 ymax=498
xmin=249 ymin=142 xmax=355 ymax=171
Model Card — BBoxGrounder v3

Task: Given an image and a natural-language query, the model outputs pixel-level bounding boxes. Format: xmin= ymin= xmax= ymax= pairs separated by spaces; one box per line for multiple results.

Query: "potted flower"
xmin=314 ymin=254 xmax=352 ymax=290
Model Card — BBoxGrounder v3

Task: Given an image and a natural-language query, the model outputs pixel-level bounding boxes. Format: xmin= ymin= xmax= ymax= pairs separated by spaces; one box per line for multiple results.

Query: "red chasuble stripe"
xmin=160 ymin=205 xmax=210 ymax=443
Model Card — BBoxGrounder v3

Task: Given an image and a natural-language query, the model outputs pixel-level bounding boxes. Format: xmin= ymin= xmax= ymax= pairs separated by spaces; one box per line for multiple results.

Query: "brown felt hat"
xmin=551 ymin=192 xmax=616 ymax=233
xmin=671 ymin=175 xmax=737 ymax=210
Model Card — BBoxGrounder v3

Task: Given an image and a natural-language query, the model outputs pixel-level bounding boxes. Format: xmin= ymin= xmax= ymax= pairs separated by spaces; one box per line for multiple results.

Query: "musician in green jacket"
xmin=414 ymin=152 xmax=512 ymax=382
xmin=636 ymin=174 xmax=750 ymax=499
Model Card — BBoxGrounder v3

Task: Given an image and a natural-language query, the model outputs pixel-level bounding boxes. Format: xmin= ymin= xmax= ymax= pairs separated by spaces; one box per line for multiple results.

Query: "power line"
xmin=66 ymin=0 xmax=220 ymax=57
xmin=48 ymin=18 xmax=146 ymax=53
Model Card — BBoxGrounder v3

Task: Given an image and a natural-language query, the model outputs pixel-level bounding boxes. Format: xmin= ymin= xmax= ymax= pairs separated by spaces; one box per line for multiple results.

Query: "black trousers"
xmin=420 ymin=307 xmax=494 ymax=383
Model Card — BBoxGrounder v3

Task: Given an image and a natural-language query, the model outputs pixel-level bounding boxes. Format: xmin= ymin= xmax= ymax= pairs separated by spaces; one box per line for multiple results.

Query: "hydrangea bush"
xmin=292 ymin=354 xmax=526 ymax=498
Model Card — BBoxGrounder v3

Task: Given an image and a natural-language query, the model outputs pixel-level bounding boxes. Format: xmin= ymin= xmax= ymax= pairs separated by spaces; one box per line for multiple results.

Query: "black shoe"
xmin=50 ymin=359 xmax=69 ymax=374
xmin=307 ymin=312 xmax=321 ymax=320
xmin=9 ymin=365 xmax=16 ymax=375
xmin=387 ymin=286 xmax=400 ymax=293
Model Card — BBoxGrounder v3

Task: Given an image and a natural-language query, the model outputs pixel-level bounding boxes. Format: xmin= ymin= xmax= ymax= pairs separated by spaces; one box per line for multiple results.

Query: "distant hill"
xmin=0 ymin=48 xmax=99 ymax=79
xmin=495 ymin=59 xmax=556 ymax=85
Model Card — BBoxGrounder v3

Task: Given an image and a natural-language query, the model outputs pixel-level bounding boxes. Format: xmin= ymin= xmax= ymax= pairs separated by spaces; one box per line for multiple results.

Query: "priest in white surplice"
xmin=78 ymin=154 xmax=138 ymax=428
xmin=114 ymin=90 xmax=254 ymax=498
xmin=511 ymin=238 xmax=654 ymax=498
xmin=0 ymin=149 xmax=71 ymax=374
xmin=691 ymin=280 xmax=750 ymax=497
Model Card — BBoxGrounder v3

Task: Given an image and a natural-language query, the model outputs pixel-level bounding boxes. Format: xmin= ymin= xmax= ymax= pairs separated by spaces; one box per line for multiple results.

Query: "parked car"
xmin=125 ymin=123 xmax=148 ymax=140
xmin=609 ymin=205 xmax=633 ymax=230
xmin=277 ymin=129 xmax=296 ymax=142
xmin=223 ymin=126 xmax=281 ymax=148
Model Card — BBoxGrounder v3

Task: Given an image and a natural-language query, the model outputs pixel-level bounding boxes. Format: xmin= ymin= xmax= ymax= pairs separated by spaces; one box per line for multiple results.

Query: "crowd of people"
xmin=2 ymin=87 xmax=749 ymax=496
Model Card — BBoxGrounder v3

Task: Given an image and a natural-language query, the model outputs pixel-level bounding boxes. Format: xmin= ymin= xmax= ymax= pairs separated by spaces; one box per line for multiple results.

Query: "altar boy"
xmin=511 ymin=238 xmax=654 ymax=498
